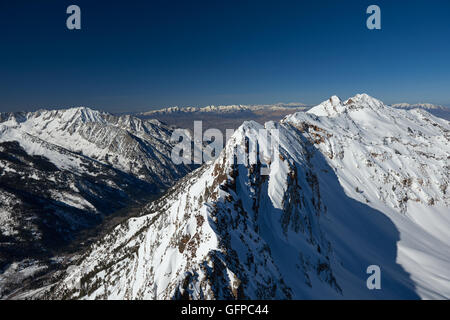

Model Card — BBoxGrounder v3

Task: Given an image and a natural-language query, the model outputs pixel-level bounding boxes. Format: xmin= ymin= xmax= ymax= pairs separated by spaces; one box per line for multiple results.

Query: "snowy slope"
xmin=24 ymin=94 xmax=449 ymax=300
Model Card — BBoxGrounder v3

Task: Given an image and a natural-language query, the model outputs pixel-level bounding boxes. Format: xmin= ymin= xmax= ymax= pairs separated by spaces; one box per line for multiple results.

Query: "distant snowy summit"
xmin=303 ymin=93 xmax=385 ymax=117
xmin=288 ymin=94 xmax=449 ymax=120
xmin=299 ymin=94 xmax=448 ymax=117
xmin=138 ymin=103 xmax=309 ymax=116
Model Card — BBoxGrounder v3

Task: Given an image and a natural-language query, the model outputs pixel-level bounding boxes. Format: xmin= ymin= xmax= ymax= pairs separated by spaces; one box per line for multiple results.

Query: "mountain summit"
xmin=306 ymin=93 xmax=385 ymax=117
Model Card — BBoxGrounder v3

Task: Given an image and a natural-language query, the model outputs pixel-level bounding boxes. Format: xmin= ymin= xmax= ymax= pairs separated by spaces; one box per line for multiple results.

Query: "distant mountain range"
xmin=137 ymin=103 xmax=309 ymax=116
xmin=134 ymin=103 xmax=310 ymax=133
xmin=390 ymin=103 xmax=450 ymax=120
xmin=6 ymin=94 xmax=448 ymax=299
xmin=391 ymin=103 xmax=447 ymax=110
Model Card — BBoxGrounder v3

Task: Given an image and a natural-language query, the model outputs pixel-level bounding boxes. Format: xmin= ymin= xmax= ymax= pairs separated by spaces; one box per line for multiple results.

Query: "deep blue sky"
xmin=1 ymin=0 xmax=449 ymax=112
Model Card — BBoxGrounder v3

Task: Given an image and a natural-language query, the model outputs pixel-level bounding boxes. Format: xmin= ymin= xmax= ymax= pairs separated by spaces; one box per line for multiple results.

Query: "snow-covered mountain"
xmin=24 ymin=94 xmax=449 ymax=300
xmin=0 ymin=107 xmax=193 ymax=297
xmin=0 ymin=107 xmax=191 ymax=184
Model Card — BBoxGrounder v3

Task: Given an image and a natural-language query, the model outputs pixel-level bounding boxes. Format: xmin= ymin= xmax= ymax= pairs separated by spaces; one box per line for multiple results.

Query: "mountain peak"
xmin=344 ymin=93 xmax=383 ymax=107
xmin=59 ymin=106 xmax=106 ymax=122
xmin=306 ymin=93 xmax=384 ymax=117
xmin=329 ymin=95 xmax=342 ymax=105
xmin=28 ymin=106 xmax=108 ymax=128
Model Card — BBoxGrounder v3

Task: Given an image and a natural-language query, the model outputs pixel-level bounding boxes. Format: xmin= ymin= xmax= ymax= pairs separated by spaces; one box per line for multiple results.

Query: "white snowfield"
xmin=11 ymin=94 xmax=450 ymax=300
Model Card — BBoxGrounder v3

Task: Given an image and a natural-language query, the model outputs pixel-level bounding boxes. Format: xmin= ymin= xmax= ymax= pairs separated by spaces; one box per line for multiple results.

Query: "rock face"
xmin=30 ymin=94 xmax=449 ymax=300
xmin=0 ymin=107 xmax=193 ymax=297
